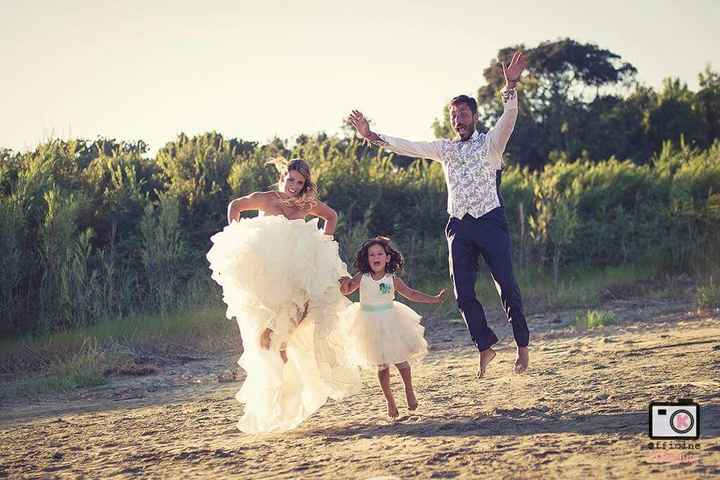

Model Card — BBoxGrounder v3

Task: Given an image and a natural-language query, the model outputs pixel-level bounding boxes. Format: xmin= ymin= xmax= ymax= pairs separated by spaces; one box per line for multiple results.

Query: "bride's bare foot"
xmin=514 ymin=346 xmax=529 ymax=373
xmin=477 ymin=348 xmax=496 ymax=378
xmin=387 ymin=398 xmax=399 ymax=419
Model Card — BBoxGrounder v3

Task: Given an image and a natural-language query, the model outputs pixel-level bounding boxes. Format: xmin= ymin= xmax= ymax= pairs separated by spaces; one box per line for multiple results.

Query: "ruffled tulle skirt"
xmin=343 ymin=301 xmax=428 ymax=369
xmin=207 ymin=215 xmax=361 ymax=433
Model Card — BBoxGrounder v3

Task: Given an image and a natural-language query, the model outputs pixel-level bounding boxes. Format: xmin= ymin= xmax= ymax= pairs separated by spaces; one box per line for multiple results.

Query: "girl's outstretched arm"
xmin=308 ymin=200 xmax=338 ymax=235
xmin=339 ymin=272 xmax=363 ymax=296
xmin=393 ymin=276 xmax=446 ymax=304
xmin=227 ymin=191 xmax=270 ymax=224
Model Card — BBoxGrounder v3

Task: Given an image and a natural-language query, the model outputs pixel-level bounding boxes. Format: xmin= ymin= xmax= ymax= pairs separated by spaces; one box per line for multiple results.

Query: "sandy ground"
xmin=1 ymin=301 xmax=719 ymax=479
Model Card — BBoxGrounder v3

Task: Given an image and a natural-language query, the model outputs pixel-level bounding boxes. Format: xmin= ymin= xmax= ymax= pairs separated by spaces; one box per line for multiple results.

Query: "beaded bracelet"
xmin=501 ymin=87 xmax=517 ymax=102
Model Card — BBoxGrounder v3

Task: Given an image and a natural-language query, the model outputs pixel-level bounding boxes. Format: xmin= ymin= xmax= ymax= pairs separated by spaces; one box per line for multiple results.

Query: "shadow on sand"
xmin=302 ymin=404 xmax=720 ymax=441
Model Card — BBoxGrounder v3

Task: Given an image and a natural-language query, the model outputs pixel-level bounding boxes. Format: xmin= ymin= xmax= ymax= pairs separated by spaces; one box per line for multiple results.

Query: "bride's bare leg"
xmin=260 ymin=328 xmax=288 ymax=363
xmin=281 ymin=301 xmax=310 ymax=364
xmin=297 ymin=301 xmax=310 ymax=325
xmin=260 ymin=328 xmax=273 ymax=350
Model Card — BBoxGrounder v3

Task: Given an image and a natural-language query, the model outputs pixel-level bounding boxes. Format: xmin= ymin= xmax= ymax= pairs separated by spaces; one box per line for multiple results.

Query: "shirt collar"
xmin=453 ymin=129 xmax=480 ymax=143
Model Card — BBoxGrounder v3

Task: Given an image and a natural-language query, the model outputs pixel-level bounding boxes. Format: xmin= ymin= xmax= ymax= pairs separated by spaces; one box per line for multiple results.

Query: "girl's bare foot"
xmin=477 ymin=347 xmax=496 ymax=378
xmin=387 ymin=398 xmax=399 ymax=419
xmin=280 ymin=350 xmax=288 ymax=364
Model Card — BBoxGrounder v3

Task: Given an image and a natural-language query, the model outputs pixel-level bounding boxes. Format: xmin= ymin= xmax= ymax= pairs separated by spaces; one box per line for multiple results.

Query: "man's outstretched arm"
xmin=486 ymin=88 xmax=519 ymax=167
xmin=348 ymin=110 xmax=443 ymax=162
xmin=487 ymin=51 xmax=526 ymax=169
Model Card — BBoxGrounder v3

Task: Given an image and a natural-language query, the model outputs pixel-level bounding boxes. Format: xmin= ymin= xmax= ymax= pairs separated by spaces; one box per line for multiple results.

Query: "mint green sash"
xmin=361 ymin=303 xmax=393 ymax=312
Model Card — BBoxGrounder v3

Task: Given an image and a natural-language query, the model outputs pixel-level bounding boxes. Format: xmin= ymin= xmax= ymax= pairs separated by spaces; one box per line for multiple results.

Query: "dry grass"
xmin=0 ymin=306 xmax=238 ymax=399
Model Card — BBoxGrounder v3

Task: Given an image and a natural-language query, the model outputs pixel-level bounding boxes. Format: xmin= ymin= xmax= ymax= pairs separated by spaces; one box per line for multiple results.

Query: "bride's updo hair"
xmin=267 ymin=157 xmax=317 ymax=209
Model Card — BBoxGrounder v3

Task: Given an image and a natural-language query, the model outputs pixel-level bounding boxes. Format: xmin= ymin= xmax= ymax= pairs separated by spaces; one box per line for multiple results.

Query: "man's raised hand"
xmin=502 ymin=50 xmax=527 ymax=87
xmin=348 ymin=110 xmax=372 ymax=139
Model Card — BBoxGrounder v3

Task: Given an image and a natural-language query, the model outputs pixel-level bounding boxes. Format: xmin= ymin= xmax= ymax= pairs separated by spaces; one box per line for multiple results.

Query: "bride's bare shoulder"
xmin=247 ymin=190 xmax=281 ymax=204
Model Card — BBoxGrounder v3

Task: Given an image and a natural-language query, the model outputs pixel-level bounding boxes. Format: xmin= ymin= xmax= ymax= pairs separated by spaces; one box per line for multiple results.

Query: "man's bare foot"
xmin=514 ymin=346 xmax=529 ymax=373
xmin=477 ymin=348 xmax=496 ymax=378
xmin=280 ymin=350 xmax=288 ymax=364
xmin=387 ymin=398 xmax=399 ymax=419
xmin=405 ymin=388 xmax=418 ymax=411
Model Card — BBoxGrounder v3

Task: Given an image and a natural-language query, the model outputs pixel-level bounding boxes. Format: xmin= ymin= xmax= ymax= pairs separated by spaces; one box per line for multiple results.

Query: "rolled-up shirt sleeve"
xmin=375 ymin=134 xmax=444 ymax=163
xmin=486 ymin=90 xmax=519 ymax=169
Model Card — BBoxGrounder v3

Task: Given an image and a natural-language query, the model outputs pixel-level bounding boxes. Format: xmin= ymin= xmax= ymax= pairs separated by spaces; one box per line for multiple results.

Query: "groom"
xmin=348 ymin=51 xmax=530 ymax=377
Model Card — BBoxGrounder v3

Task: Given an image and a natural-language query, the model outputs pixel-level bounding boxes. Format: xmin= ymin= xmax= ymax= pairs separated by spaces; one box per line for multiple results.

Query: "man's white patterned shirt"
xmin=376 ymin=92 xmax=518 ymax=219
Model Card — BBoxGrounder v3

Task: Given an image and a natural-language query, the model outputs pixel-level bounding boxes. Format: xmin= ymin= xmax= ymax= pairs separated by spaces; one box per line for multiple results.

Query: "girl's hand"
xmin=260 ymin=328 xmax=273 ymax=350
xmin=433 ymin=289 xmax=448 ymax=304
xmin=338 ymin=276 xmax=351 ymax=293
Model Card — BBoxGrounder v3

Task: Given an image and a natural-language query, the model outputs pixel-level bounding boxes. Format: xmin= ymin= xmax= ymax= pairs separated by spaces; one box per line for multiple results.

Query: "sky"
xmin=2 ymin=0 xmax=719 ymax=155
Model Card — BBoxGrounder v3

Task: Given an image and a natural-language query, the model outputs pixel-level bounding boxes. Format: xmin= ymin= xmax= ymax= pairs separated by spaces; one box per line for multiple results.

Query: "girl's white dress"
xmin=343 ymin=273 xmax=428 ymax=368
xmin=206 ymin=214 xmax=360 ymax=433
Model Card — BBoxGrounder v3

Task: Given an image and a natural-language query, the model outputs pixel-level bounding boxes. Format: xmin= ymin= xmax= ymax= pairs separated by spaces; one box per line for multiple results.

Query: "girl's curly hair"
xmin=353 ymin=236 xmax=404 ymax=274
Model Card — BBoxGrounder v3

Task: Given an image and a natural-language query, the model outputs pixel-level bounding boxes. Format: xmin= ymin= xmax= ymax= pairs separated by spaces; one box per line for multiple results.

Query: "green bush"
xmin=1 ymin=134 xmax=718 ymax=336
xmin=696 ymin=278 xmax=720 ymax=309
xmin=575 ymin=310 xmax=617 ymax=330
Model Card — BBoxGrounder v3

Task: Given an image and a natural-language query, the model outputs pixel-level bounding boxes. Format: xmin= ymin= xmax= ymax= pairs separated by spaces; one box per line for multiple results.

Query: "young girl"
xmin=340 ymin=236 xmax=446 ymax=419
xmin=207 ymin=158 xmax=360 ymax=433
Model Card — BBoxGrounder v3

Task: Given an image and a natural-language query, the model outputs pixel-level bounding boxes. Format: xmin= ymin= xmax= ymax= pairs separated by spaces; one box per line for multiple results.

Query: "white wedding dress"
xmin=207 ymin=214 xmax=360 ymax=433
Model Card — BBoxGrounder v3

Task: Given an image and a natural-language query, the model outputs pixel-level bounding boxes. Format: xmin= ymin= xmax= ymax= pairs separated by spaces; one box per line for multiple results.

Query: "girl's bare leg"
xmin=377 ymin=365 xmax=399 ymax=419
xmin=396 ymin=362 xmax=417 ymax=411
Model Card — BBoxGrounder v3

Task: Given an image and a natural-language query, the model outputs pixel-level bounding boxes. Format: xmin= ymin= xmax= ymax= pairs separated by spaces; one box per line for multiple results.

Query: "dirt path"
xmin=1 ymin=304 xmax=719 ymax=479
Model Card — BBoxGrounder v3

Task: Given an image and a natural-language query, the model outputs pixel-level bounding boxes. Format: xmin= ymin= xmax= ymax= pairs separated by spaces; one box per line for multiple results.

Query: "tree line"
xmin=1 ymin=39 xmax=719 ymax=336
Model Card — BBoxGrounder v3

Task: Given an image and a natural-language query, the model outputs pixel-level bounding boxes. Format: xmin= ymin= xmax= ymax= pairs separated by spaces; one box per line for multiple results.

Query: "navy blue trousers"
xmin=446 ymin=207 xmax=530 ymax=351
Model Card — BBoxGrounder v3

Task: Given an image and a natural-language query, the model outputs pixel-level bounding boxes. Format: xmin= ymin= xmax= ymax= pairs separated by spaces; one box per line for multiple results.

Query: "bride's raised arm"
xmin=227 ymin=191 xmax=272 ymax=224
xmin=307 ymin=200 xmax=338 ymax=236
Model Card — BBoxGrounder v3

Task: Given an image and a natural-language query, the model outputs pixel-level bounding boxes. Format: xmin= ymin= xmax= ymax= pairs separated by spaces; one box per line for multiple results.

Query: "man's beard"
xmin=455 ymin=125 xmax=473 ymax=140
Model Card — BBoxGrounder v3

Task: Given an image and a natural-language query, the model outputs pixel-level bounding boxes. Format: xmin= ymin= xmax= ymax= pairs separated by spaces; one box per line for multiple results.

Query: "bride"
xmin=207 ymin=158 xmax=360 ymax=433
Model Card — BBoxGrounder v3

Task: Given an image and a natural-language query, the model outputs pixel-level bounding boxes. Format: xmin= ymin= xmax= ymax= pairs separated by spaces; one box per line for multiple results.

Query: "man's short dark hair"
xmin=449 ymin=95 xmax=478 ymax=115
